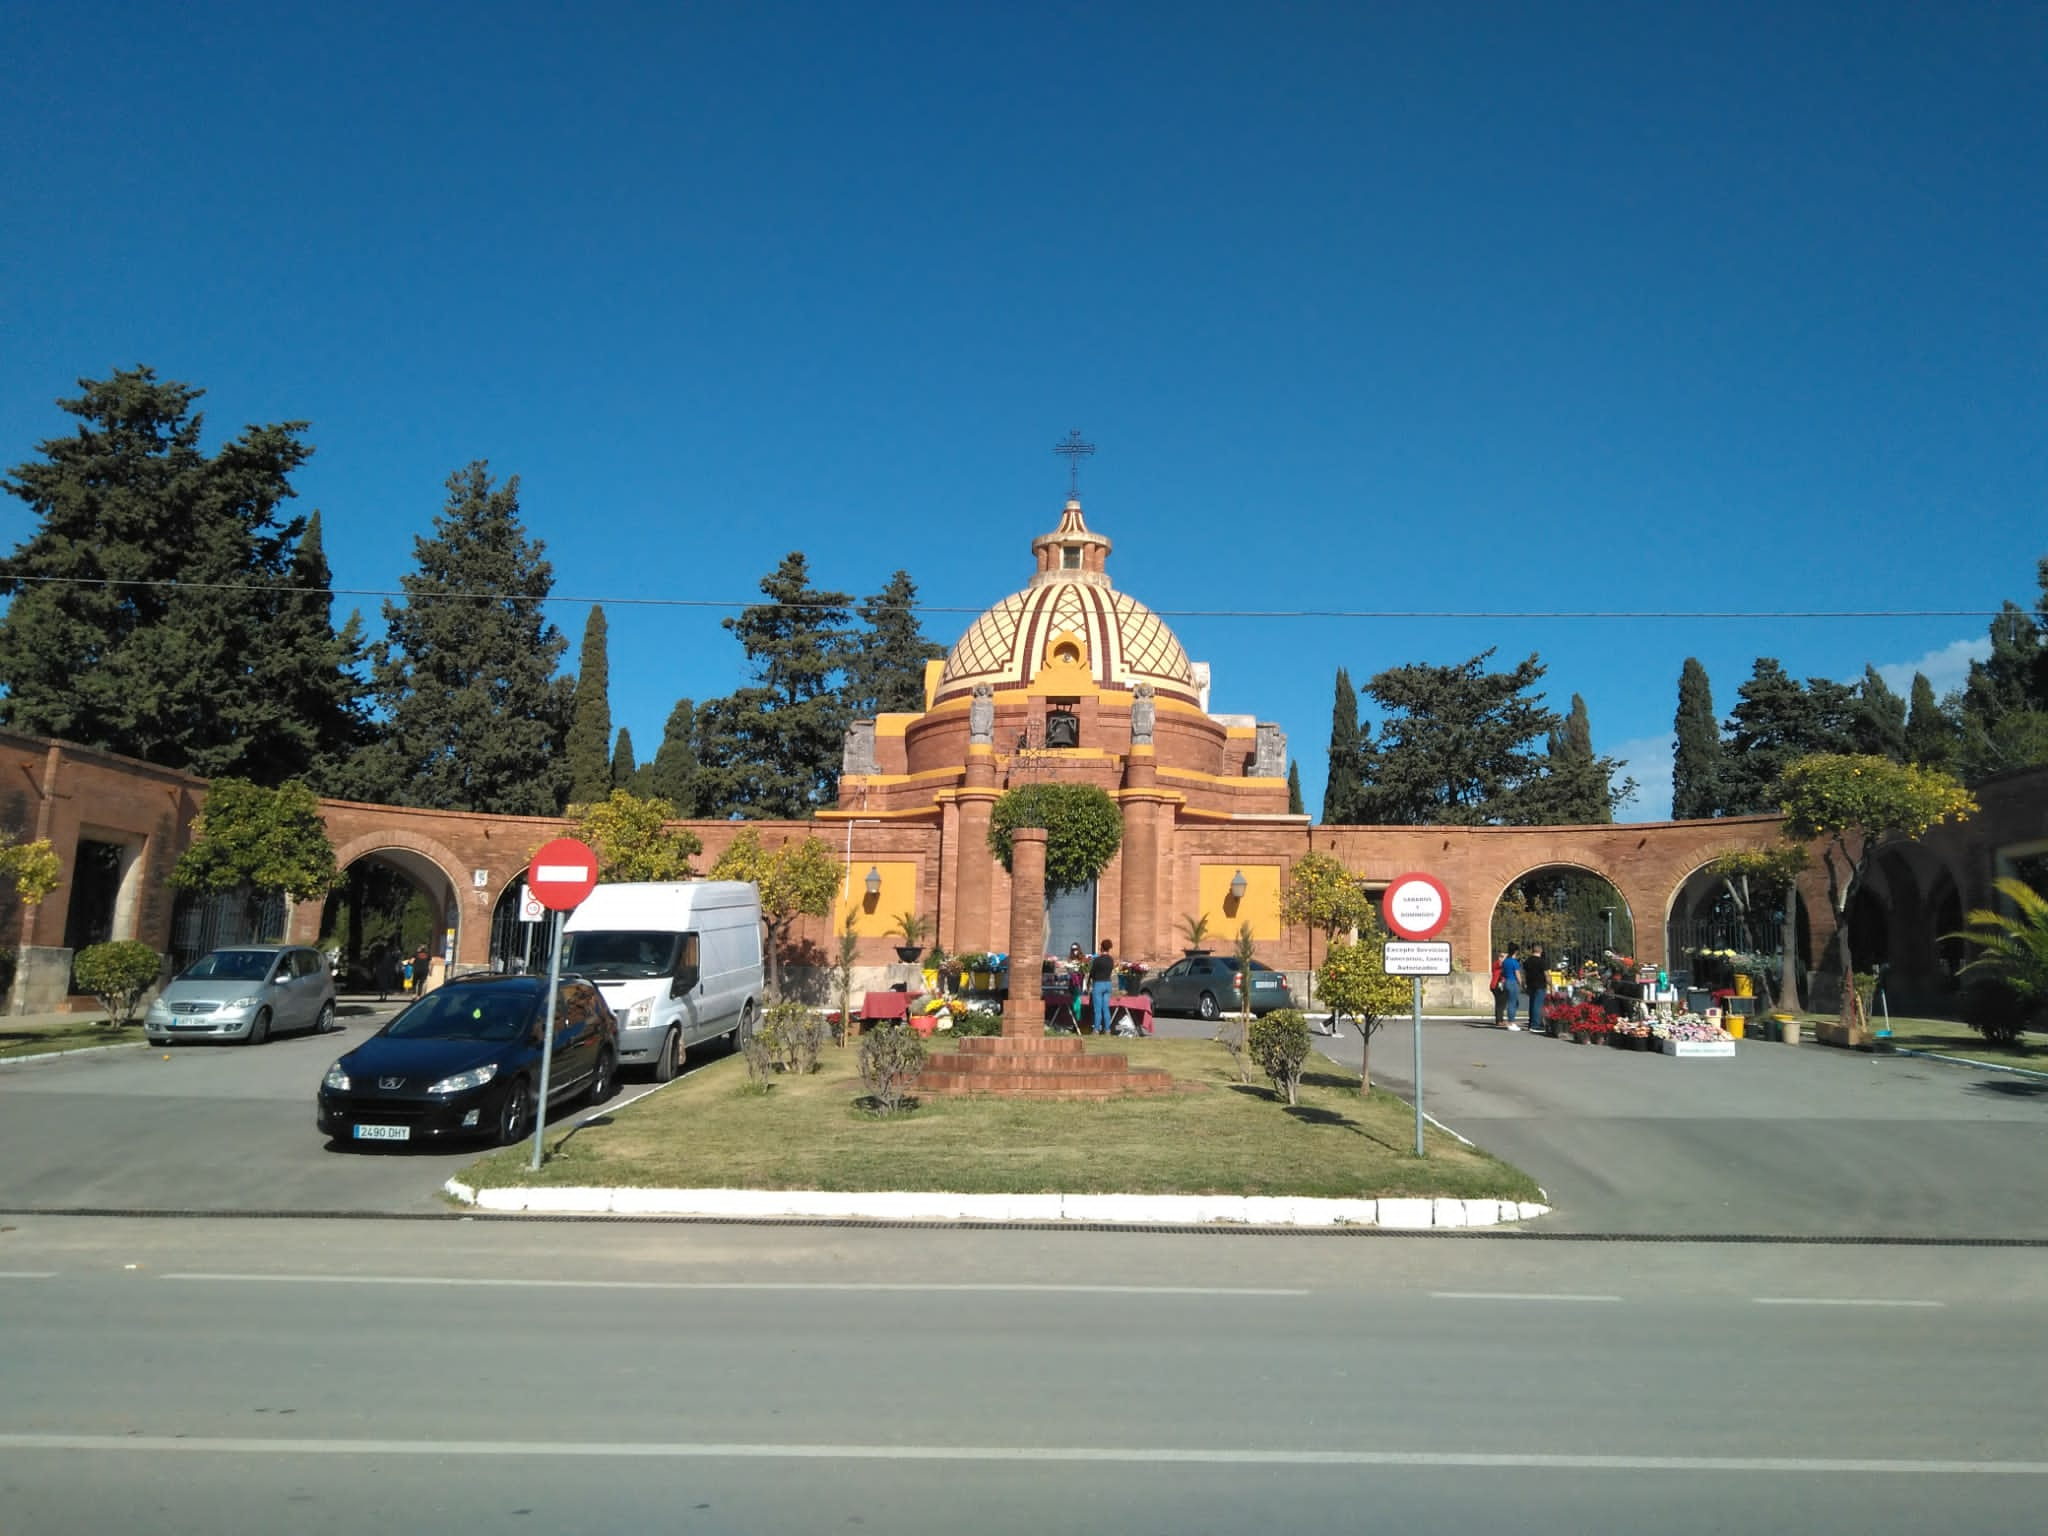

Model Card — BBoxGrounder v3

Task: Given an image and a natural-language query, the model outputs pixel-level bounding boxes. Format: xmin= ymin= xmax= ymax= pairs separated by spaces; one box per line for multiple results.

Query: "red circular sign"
xmin=527 ymin=837 xmax=599 ymax=911
xmin=1382 ymin=871 xmax=1451 ymax=941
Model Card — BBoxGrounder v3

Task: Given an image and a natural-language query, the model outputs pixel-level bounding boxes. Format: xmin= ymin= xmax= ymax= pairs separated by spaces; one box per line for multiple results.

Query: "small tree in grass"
xmin=1777 ymin=755 xmax=1975 ymax=1034
xmin=73 ymin=940 xmax=160 ymax=1024
xmin=711 ymin=828 xmax=841 ymax=1000
xmin=1215 ymin=921 xmax=1256 ymax=1085
xmin=1317 ymin=919 xmax=1412 ymax=1093
xmin=1947 ymin=877 xmax=2048 ymax=1045
xmin=1248 ymin=1007 xmax=1311 ymax=1106
xmin=568 ymin=789 xmax=701 ymax=881
xmin=170 ymin=779 xmax=341 ymax=926
xmin=831 ymin=909 xmax=859 ymax=1046
xmin=1280 ymin=851 xmax=1377 ymax=1012
xmin=858 ymin=1023 xmax=927 ymax=1113
xmin=763 ymin=998 xmax=828 ymax=1075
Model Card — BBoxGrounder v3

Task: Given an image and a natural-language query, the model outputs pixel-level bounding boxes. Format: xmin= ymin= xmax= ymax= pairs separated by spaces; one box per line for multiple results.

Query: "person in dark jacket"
xmin=1088 ymin=940 xmax=1117 ymax=1035
xmin=373 ymin=947 xmax=400 ymax=1003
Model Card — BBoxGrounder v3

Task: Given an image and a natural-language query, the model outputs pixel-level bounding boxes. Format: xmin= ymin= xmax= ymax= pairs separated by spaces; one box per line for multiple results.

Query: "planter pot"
xmin=1572 ymin=1029 xmax=1588 ymax=1044
xmin=894 ymin=946 xmax=924 ymax=963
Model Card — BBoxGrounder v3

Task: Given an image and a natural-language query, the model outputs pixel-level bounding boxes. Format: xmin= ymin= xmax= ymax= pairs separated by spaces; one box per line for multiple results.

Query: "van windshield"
xmin=562 ymin=930 xmax=681 ymax=980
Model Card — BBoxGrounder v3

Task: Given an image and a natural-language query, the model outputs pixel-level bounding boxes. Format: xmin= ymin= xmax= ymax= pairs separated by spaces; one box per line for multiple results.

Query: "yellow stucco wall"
xmin=831 ymin=860 xmax=923 ymax=938
xmin=1195 ymin=863 xmax=1282 ymax=942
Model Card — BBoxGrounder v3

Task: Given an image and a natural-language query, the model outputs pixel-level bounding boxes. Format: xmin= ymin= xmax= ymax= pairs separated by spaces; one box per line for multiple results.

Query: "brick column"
xmin=1002 ymin=826 xmax=1048 ymax=1037
xmin=954 ymin=746 xmax=1000 ymax=956
xmin=1118 ymin=748 xmax=1165 ymax=966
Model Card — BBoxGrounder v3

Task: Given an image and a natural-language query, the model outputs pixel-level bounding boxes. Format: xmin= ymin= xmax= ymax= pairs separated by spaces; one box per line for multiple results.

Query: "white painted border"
xmin=443 ymin=1179 xmax=1549 ymax=1228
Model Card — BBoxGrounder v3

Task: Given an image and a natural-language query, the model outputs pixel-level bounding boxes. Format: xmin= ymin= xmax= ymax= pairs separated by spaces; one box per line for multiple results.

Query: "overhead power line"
xmin=0 ymin=573 xmax=2018 ymax=622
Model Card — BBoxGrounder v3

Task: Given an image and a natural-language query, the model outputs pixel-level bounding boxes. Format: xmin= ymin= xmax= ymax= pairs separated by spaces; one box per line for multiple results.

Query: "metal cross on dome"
xmin=1053 ymin=429 xmax=1095 ymax=498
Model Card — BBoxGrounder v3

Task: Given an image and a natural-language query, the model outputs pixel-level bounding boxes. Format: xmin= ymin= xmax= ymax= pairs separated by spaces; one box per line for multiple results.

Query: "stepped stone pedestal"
xmin=912 ymin=1035 xmax=1183 ymax=1101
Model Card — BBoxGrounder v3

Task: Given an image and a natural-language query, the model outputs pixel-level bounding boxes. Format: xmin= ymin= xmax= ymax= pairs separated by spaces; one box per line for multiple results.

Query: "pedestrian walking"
xmin=1501 ymin=945 xmax=1523 ymax=1029
xmin=1088 ymin=939 xmax=1116 ymax=1035
xmin=1489 ymin=949 xmax=1509 ymax=1025
xmin=1526 ymin=944 xmax=1549 ymax=1035
xmin=374 ymin=946 xmax=400 ymax=1003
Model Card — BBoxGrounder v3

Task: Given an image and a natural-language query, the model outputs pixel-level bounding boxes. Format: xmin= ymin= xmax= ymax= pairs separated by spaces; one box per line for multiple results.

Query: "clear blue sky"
xmin=4 ymin=2 xmax=2042 ymax=819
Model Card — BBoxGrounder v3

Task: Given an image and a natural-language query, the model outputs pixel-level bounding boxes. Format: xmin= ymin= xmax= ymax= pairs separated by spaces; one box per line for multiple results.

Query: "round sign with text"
xmin=1382 ymin=871 xmax=1451 ymax=942
xmin=527 ymin=836 xmax=599 ymax=912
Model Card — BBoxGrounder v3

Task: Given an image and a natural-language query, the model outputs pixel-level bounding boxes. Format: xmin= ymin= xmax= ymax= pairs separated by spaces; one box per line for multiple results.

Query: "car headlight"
xmin=225 ymin=995 xmax=262 ymax=1011
xmin=427 ymin=1064 xmax=499 ymax=1095
xmin=323 ymin=1063 xmax=351 ymax=1091
xmin=146 ymin=999 xmax=171 ymax=1021
xmin=625 ymin=999 xmax=652 ymax=1029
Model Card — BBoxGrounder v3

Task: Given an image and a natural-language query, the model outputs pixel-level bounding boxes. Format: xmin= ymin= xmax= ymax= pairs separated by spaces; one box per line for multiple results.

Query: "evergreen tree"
xmin=1956 ymin=598 xmax=2048 ymax=781
xmin=641 ymin=697 xmax=700 ymax=815
xmin=1903 ymin=672 xmax=1958 ymax=770
xmin=1718 ymin=659 xmax=1858 ymax=814
xmin=247 ymin=510 xmax=371 ymax=789
xmin=611 ymin=726 xmax=637 ymax=788
xmin=1851 ymin=666 xmax=1908 ymax=762
xmin=1354 ymin=649 xmax=1559 ymax=825
xmin=564 ymin=606 xmax=613 ymax=803
xmin=1532 ymin=694 xmax=1630 ymax=824
xmin=0 ymin=367 xmax=324 ymax=780
xmin=350 ymin=462 xmax=567 ymax=815
xmin=694 ymin=553 xmax=851 ymax=819
xmin=845 ymin=570 xmax=945 ymax=718
xmin=1670 ymin=657 xmax=1721 ymax=820
xmin=1322 ymin=668 xmax=1362 ymax=823
xmin=1286 ymin=761 xmax=1304 ymax=816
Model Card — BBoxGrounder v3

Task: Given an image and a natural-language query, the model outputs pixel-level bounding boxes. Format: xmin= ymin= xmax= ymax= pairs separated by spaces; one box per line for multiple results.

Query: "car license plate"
xmin=352 ymin=1124 xmax=410 ymax=1142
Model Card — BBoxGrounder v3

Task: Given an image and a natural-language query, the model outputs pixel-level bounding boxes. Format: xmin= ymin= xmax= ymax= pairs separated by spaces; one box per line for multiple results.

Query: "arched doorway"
xmin=1492 ymin=865 xmax=1634 ymax=983
xmin=320 ymin=848 xmax=460 ymax=992
xmin=1667 ymin=860 xmax=1811 ymax=1009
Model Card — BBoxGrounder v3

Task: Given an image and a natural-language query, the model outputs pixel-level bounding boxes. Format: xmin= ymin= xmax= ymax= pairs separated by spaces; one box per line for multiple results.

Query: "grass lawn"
xmin=1806 ymin=1012 xmax=2048 ymax=1072
xmin=462 ymin=1036 xmax=1538 ymax=1202
xmin=0 ymin=1017 xmax=145 ymax=1061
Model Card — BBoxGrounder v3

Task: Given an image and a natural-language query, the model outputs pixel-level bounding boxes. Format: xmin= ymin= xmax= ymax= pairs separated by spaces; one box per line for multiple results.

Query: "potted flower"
xmin=922 ymin=943 xmax=948 ymax=994
xmin=891 ymin=911 xmax=930 ymax=963
xmin=1117 ymin=959 xmax=1149 ymax=993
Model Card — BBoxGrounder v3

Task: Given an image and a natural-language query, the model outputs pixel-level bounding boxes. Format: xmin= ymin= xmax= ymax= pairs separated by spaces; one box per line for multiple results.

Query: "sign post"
xmin=525 ymin=838 xmax=599 ymax=1172
xmin=1381 ymin=872 xmax=1452 ymax=1159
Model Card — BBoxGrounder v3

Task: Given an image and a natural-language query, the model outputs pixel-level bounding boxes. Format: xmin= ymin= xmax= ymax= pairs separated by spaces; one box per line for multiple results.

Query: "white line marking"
xmin=1753 ymin=1297 xmax=1946 ymax=1309
xmin=1431 ymin=1292 xmax=1621 ymax=1303
xmin=159 ymin=1274 xmax=1305 ymax=1296
xmin=0 ymin=1271 xmax=57 ymax=1279
xmin=0 ymin=1435 xmax=2043 ymax=1474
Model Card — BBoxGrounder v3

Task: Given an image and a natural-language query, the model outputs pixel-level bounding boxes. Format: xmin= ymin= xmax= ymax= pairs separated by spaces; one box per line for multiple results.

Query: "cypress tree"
xmin=351 ymin=462 xmax=567 ymax=815
xmin=1322 ymin=668 xmax=1361 ymax=824
xmin=1851 ymin=666 xmax=1908 ymax=762
xmin=241 ymin=509 xmax=370 ymax=789
xmin=611 ymin=727 xmax=637 ymax=788
xmin=642 ymin=697 xmax=700 ymax=815
xmin=565 ymin=606 xmax=613 ymax=803
xmin=1903 ymin=672 xmax=1957 ymax=770
xmin=1670 ymin=657 xmax=1721 ymax=819
xmin=1536 ymin=694 xmax=1628 ymax=824
xmin=846 ymin=570 xmax=945 ymax=718
xmin=1286 ymin=760 xmax=1304 ymax=815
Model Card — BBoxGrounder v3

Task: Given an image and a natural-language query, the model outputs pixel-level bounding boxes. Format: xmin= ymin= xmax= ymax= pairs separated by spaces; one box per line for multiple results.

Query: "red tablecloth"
xmin=861 ymin=991 xmax=920 ymax=1024
xmin=1110 ymin=995 xmax=1154 ymax=1034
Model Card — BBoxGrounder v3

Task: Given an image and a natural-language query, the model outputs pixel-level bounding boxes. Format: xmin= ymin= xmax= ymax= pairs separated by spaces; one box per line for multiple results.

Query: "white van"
xmin=560 ymin=881 xmax=764 ymax=1080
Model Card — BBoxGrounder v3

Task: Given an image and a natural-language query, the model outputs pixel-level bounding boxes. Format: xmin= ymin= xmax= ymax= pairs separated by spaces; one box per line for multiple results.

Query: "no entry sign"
xmin=527 ymin=837 xmax=599 ymax=911
xmin=1382 ymin=870 xmax=1451 ymax=941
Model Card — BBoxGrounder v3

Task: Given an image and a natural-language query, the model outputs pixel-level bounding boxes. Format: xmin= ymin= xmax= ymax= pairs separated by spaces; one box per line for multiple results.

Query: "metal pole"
xmin=1412 ymin=975 xmax=1425 ymax=1157
xmin=529 ymin=908 xmax=564 ymax=1172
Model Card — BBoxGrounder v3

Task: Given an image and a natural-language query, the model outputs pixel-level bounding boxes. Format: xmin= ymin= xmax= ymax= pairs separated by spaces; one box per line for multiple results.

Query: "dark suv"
xmin=318 ymin=974 xmax=618 ymax=1147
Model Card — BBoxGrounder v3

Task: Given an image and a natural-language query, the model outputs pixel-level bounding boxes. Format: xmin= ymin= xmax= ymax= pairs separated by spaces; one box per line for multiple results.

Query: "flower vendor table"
xmin=860 ymin=991 xmax=923 ymax=1027
xmin=1109 ymin=994 xmax=1154 ymax=1035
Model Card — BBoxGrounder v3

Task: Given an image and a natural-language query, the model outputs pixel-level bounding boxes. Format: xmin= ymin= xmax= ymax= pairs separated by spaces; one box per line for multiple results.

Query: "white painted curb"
xmin=442 ymin=1178 xmax=1549 ymax=1228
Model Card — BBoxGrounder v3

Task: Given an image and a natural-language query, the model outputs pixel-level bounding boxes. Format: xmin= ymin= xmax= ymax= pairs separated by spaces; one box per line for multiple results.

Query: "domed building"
xmin=829 ymin=496 xmax=1297 ymax=962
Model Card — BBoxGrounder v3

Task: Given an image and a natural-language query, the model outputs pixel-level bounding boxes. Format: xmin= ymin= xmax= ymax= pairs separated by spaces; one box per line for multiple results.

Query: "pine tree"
xmin=611 ymin=727 xmax=637 ymax=788
xmin=0 ymin=367 xmax=320 ymax=779
xmin=240 ymin=509 xmax=370 ymax=789
xmin=1286 ymin=761 xmax=1304 ymax=815
xmin=564 ymin=606 xmax=612 ymax=803
xmin=1670 ymin=657 xmax=1721 ymax=820
xmin=845 ymin=570 xmax=945 ymax=718
xmin=351 ymin=462 xmax=567 ymax=815
xmin=1533 ymin=694 xmax=1630 ymax=824
xmin=1851 ymin=666 xmax=1908 ymax=762
xmin=1903 ymin=672 xmax=1958 ymax=770
xmin=1322 ymin=668 xmax=1362 ymax=824
xmin=1956 ymin=598 xmax=2048 ymax=781
xmin=1354 ymin=650 xmax=1559 ymax=825
xmin=641 ymin=697 xmax=700 ymax=815
xmin=694 ymin=553 xmax=851 ymax=819
xmin=1718 ymin=660 xmax=1858 ymax=814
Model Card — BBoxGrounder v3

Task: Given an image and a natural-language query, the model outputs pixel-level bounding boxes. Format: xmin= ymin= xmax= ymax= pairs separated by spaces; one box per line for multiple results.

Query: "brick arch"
xmin=329 ymin=827 xmax=470 ymax=889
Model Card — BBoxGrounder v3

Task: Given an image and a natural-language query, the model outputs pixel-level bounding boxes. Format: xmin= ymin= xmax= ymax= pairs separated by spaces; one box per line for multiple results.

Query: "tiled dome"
xmin=932 ymin=500 xmax=1199 ymax=704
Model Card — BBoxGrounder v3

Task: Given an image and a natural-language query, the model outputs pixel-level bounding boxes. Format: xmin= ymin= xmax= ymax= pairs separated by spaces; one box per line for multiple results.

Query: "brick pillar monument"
xmin=952 ymin=746 xmax=1000 ymax=956
xmin=1002 ymin=826 xmax=1048 ymax=1038
xmin=1119 ymin=747 xmax=1166 ymax=966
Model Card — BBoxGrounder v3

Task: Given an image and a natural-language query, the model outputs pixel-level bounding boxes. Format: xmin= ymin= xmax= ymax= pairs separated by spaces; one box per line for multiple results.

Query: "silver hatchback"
xmin=144 ymin=945 xmax=338 ymax=1046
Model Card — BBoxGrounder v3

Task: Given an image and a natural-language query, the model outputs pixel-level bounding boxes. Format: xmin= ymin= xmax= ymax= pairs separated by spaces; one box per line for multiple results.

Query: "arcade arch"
xmin=1665 ymin=857 xmax=1811 ymax=1011
xmin=1490 ymin=863 xmax=1635 ymax=980
xmin=319 ymin=837 xmax=466 ymax=990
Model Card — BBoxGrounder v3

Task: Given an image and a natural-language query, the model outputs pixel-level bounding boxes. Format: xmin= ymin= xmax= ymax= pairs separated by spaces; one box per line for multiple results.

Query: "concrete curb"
xmin=441 ymin=1178 xmax=1550 ymax=1228
xmin=0 ymin=1041 xmax=146 ymax=1070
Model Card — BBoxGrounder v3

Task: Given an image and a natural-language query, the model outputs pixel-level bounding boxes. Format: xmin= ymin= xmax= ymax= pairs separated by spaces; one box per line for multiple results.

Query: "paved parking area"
xmin=0 ymin=999 xmax=694 ymax=1214
xmin=1155 ymin=1011 xmax=2048 ymax=1238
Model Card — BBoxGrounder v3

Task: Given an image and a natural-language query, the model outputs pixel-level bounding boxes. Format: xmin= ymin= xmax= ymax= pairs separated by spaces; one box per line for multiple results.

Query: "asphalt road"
xmin=2 ymin=1217 xmax=2044 ymax=1535
xmin=0 ymin=999 xmax=712 ymax=1214
xmin=1154 ymin=1012 xmax=2048 ymax=1238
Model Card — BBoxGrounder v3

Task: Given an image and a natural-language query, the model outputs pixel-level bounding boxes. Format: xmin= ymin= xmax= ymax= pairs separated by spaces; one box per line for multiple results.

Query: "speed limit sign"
xmin=520 ymin=888 xmax=546 ymax=924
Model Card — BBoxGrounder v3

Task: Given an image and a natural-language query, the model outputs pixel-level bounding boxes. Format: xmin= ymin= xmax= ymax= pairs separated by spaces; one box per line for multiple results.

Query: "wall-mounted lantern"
xmin=1229 ymin=869 xmax=1248 ymax=903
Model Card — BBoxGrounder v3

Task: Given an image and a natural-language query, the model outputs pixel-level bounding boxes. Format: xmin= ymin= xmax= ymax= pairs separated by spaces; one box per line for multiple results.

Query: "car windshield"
xmin=180 ymin=950 xmax=276 ymax=982
xmin=561 ymin=930 xmax=679 ymax=980
xmin=384 ymin=987 xmax=537 ymax=1042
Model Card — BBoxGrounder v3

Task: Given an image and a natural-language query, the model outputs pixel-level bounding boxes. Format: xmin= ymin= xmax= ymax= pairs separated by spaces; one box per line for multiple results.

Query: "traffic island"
xmin=452 ymin=1037 xmax=1547 ymax=1228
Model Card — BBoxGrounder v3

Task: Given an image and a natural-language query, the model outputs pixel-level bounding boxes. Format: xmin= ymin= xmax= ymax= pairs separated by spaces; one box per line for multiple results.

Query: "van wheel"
xmin=653 ymin=1027 xmax=680 ymax=1082
xmin=730 ymin=1000 xmax=757 ymax=1051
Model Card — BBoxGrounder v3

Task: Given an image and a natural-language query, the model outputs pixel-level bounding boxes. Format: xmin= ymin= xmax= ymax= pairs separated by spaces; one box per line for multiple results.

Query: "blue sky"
xmin=3 ymin=2 xmax=2042 ymax=819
